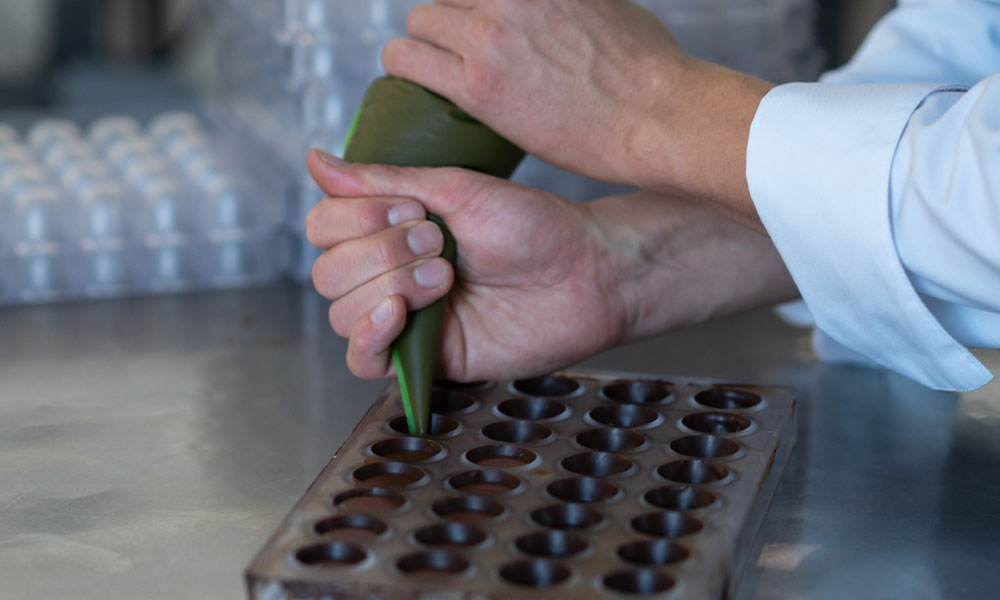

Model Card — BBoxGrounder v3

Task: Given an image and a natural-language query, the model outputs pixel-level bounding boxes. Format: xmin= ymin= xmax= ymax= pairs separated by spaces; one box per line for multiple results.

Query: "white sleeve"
xmin=747 ymin=80 xmax=995 ymax=392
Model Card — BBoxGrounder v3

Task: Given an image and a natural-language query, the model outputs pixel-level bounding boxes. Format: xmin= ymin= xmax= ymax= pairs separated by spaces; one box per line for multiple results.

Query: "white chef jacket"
xmin=747 ymin=0 xmax=1000 ymax=391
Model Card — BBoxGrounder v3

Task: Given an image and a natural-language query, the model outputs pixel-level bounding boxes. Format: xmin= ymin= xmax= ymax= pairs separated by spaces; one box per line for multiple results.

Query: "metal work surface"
xmin=2 ymin=286 xmax=999 ymax=599
xmin=246 ymin=373 xmax=795 ymax=599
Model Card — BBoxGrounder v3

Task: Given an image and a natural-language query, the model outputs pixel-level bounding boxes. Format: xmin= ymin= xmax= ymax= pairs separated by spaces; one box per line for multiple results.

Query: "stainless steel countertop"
xmin=2 ymin=286 xmax=998 ymax=599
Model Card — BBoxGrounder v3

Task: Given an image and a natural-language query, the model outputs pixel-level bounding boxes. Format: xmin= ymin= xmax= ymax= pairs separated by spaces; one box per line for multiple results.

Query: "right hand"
xmin=305 ymin=150 xmax=797 ymax=382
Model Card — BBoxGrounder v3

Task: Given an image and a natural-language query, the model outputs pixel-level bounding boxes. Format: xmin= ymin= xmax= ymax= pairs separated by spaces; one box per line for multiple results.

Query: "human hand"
xmin=305 ymin=149 xmax=629 ymax=381
xmin=383 ymin=0 xmax=774 ymax=228
xmin=306 ymin=150 xmax=797 ymax=382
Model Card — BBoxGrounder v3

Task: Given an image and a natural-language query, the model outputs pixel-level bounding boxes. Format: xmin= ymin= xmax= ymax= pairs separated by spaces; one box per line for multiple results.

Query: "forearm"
xmin=620 ymin=59 xmax=775 ymax=231
xmin=586 ymin=190 xmax=798 ymax=342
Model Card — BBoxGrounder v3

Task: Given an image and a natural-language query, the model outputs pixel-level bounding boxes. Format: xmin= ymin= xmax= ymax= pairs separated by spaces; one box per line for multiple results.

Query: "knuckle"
xmin=381 ymin=38 xmax=408 ymax=73
xmin=371 ymin=235 xmax=399 ymax=272
xmin=471 ymin=17 xmax=504 ymax=44
xmin=328 ymin=303 xmax=351 ymax=338
xmin=464 ymin=62 xmax=499 ymax=103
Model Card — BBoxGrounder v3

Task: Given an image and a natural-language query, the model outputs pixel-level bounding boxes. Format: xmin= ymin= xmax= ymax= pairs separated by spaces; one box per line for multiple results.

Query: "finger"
xmin=305 ymin=195 xmax=426 ymax=249
xmin=312 ymin=220 xmax=445 ymax=301
xmin=406 ymin=3 xmax=467 ymax=52
xmin=308 ymin=149 xmax=483 ymax=219
xmin=382 ymin=38 xmax=465 ymax=101
xmin=327 ymin=258 xmax=453 ymax=337
xmin=344 ymin=295 xmax=408 ymax=379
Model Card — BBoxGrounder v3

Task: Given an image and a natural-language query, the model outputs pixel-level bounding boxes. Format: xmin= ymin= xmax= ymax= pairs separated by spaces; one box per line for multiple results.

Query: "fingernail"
xmin=314 ymin=149 xmax=349 ymax=168
xmin=388 ymin=201 xmax=424 ymax=226
xmin=414 ymin=260 xmax=448 ymax=288
xmin=407 ymin=221 xmax=443 ymax=256
xmin=371 ymin=297 xmax=393 ymax=325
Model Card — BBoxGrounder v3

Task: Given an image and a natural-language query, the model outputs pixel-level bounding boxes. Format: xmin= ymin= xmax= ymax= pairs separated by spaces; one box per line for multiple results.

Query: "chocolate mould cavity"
xmin=546 ymin=477 xmax=620 ymax=503
xmin=388 ymin=413 xmax=459 ymax=437
xmin=560 ymin=451 xmax=634 ymax=477
xmin=396 ymin=550 xmax=469 ymax=577
xmin=683 ymin=411 xmax=753 ymax=435
xmin=352 ymin=462 xmax=427 ymax=488
xmin=603 ymin=569 xmax=676 ymax=595
xmin=670 ymin=435 xmax=741 ymax=459
xmin=465 ymin=444 xmax=538 ymax=469
xmin=644 ymin=485 xmax=718 ymax=511
xmin=531 ymin=503 xmax=605 ymax=531
xmin=657 ymin=459 xmax=731 ymax=484
xmin=431 ymin=496 xmax=506 ymax=522
xmin=515 ymin=531 xmax=588 ymax=557
xmin=512 ymin=375 xmax=581 ymax=397
xmin=294 ymin=542 xmax=367 ymax=568
xmin=413 ymin=522 xmax=487 ymax=548
xmin=499 ymin=559 xmax=572 ymax=588
xmin=314 ymin=514 xmax=388 ymax=542
xmin=332 ymin=488 xmax=406 ymax=514
xmin=695 ymin=387 xmax=762 ymax=410
xmin=482 ymin=420 xmax=552 ymax=444
xmin=617 ymin=540 xmax=691 ymax=566
xmin=587 ymin=404 xmax=660 ymax=429
xmin=575 ymin=428 xmax=647 ymax=453
xmin=370 ymin=437 xmax=443 ymax=462
xmin=447 ymin=469 xmax=522 ymax=496
xmin=601 ymin=380 xmax=673 ymax=405
xmin=497 ymin=397 xmax=568 ymax=421
xmin=247 ymin=370 xmax=796 ymax=600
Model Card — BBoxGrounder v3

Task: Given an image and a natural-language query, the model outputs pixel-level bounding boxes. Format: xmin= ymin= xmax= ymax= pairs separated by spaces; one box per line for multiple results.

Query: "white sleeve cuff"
xmin=747 ymin=82 xmax=993 ymax=392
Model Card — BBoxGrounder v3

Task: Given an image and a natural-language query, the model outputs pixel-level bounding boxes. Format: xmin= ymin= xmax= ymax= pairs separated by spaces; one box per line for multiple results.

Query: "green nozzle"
xmin=343 ymin=77 xmax=524 ymax=435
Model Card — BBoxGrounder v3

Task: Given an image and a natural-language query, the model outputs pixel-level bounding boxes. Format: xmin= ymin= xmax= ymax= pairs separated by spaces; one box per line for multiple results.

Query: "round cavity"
xmin=314 ymin=514 xmax=387 ymax=542
xmin=294 ymin=542 xmax=367 ymax=567
xmin=531 ymin=503 xmax=605 ymax=530
xmin=588 ymin=405 xmax=659 ymax=428
xmin=546 ymin=477 xmax=619 ymax=503
xmin=432 ymin=496 xmax=505 ymax=522
xmin=603 ymin=569 xmax=676 ymax=595
xmin=466 ymin=444 xmax=537 ymax=468
xmin=434 ymin=380 xmax=491 ymax=391
xmin=498 ymin=397 xmax=568 ymax=421
xmin=602 ymin=380 xmax=672 ymax=405
xmin=644 ymin=485 xmax=718 ymax=511
xmin=617 ymin=540 xmax=690 ymax=566
xmin=682 ymin=411 xmax=752 ymax=435
xmin=447 ymin=469 xmax=521 ymax=495
xmin=512 ymin=375 xmax=581 ymax=397
xmin=670 ymin=435 xmax=740 ymax=459
xmin=430 ymin=389 xmax=476 ymax=414
xmin=695 ymin=387 xmax=762 ymax=410
xmin=515 ymin=531 xmax=588 ymax=557
xmin=388 ymin=414 xmax=459 ymax=437
xmin=333 ymin=488 xmax=406 ymax=513
xmin=576 ymin=428 xmax=646 ymax=453
xmin=370 ymin=437 xmax=443 ymax=462
xmin=498 ymin=559 xmax=572 ymax=588
xmin=413 ymin=522 xmax=486 ymax=548
xmin=352 ymin=462 xmax=426 ymax=488
xmin=397 ymin=550 xmax=469 ymax=577
xmin=631 ymin=512 xmax=704 ymax=538
xmin=560 ymin=452 xmax=633 ymax=477
xmin=657 ymin=459 xmax=730 ymax=484
xmin=482 ymin=421 xmax=552 ymax=444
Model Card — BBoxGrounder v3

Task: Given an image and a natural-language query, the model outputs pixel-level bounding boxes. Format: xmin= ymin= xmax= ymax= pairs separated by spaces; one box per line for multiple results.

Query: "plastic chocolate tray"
xmin=246 ymin=371 xmax=796 ymax=599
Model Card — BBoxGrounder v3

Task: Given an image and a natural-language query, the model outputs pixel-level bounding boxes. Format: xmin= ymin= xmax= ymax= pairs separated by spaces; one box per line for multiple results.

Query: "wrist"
xmin=621 ymin=59 xmax=774 ymax=229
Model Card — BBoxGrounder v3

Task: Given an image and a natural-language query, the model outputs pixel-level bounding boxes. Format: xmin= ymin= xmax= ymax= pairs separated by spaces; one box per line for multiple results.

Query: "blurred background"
xmin=0 ymin=0 xmax=895 ymax=306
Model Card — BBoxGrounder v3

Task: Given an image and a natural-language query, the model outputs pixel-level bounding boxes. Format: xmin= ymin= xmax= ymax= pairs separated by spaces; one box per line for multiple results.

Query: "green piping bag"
xmin=343 ymin=77 xmax=525 ymax=435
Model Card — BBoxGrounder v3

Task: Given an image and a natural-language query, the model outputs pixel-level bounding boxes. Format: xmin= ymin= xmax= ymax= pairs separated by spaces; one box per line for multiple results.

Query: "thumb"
xmin=306 ymin=149 xmax=486 ymax=219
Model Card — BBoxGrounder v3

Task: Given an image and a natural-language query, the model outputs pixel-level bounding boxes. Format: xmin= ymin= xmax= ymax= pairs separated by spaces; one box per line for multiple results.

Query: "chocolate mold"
xmin=246 ymin=370 xmax=796 ymax=600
